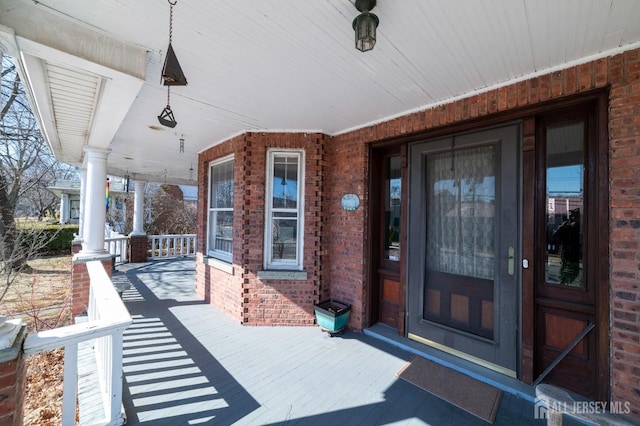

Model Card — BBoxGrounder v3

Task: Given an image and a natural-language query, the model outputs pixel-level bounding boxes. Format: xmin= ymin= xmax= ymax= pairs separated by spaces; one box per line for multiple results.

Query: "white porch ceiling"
xmin=1 ymin=0 xmax=640 ymax=185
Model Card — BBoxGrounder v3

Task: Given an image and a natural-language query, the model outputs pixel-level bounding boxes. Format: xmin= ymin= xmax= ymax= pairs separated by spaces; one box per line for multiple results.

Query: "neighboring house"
xmin=50 ymin=178 xmax=197 ymax=232
xmin=48 ymin=179 xmax=81 ymax=224
xmin=179 ymin=185 xmax=198 ymax=205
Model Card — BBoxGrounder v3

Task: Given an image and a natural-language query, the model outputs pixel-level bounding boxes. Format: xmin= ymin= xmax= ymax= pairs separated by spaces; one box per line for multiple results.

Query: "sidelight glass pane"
xmin=384 ymin=156 xmax=402 ymax=262
xmin=545 ymin=123 xmax=584 ymax=287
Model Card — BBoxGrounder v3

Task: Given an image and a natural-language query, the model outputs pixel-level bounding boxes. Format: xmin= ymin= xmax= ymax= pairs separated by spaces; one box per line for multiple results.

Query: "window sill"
xmin=203 ymin=257 xmax=234 ymax=275
xmin=257 ymin=270 xmax=307 ymax=281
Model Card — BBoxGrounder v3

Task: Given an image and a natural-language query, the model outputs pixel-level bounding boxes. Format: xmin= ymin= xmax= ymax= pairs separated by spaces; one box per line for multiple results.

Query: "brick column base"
xmin=128 ymin=235 xmax=148 ymax=263
xmin=71 ymin=254 xmax=113 ymax=317
xmin=0 ymin=325 xmax=27 ymax=426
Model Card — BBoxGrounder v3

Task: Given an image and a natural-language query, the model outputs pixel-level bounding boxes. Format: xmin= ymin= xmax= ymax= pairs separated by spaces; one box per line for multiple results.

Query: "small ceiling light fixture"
xmin=158 ymin=0 xmax=188 ymax=128
xmin=352 ymin=0 xmax=379 ymax=52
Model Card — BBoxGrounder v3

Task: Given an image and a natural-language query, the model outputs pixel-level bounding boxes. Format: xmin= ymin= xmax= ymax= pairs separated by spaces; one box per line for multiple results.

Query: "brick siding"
xmin=128 ymin=235 xmax=148 ymax=263
xmin=0 ymin=328 xmax=26 ymax=426
xmin=197 ymin=132 xmax=325 ymax=326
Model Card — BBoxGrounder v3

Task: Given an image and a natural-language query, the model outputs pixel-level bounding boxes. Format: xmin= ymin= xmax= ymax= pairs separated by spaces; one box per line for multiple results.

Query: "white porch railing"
xmin=105 ymin=236 xmax=129 ymax=264
xmin=105 ymin=226 xmax=129 ymax=264
xmin=149 ymin=234 xmax=197 ymax=259
xmin=23 ymin=261 xmax=133 ymax=426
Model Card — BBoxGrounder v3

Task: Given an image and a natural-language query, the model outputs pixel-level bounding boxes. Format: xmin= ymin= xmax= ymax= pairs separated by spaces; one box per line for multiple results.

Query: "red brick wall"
xmin=128 ymin=235 xmax=148 ymax=263
xmin=0 ymin=329 xmax=26 ymax=426
xmin=196 ymin=135 xmax=243 ymax=322
xmin=607 ymin=49 xmax=640 ymax=416
xmin=71 ymin=258 xmax=113 ymax=317
xmin=197 ymin=132 xmax=325 ymax=325
xmin=323 ymin=132 xmax=369 ymax=329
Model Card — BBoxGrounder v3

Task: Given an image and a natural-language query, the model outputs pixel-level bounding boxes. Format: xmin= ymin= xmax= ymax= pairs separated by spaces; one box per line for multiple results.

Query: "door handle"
xmin=508 ymin=247 xmax=515 ymax=276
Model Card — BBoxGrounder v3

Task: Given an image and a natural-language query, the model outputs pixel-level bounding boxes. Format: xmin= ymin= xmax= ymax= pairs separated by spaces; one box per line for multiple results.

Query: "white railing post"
xmin=109 ymin=332 xmax=125 ymax=421
xmin=105 ymin=235 xmax=129 ymax=264
xmin=62 ymin=344 xmax=78 ymax=426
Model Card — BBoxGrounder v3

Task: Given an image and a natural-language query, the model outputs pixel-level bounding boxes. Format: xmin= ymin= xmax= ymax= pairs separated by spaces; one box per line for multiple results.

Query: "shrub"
xmin=17 ymin=223 xmax=79 ymax=255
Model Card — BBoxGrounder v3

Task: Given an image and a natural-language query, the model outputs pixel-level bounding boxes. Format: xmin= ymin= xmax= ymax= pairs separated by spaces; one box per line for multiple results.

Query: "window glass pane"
xmin=271 ymin=218 xmax=297 ymax=260
xmin=384 ymin=156 xmax=401 ymax=262
xmin=211 ymin=161 xmax=234 ymax=209
xmin=70 ymin=199 xmax=80 ymax=219
xmin=213 ymin=211 xmax=233 ymax=253
xmin=272 ymin=155 xmax=298 ymax=209
xmin=546 ymin=123 xmax=584 ymax=287
xmin=208 ymin=158 xmax=234 ymax=260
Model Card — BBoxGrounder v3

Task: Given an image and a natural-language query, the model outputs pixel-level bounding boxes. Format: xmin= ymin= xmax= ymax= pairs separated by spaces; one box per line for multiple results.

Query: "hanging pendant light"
xmin=158 ymin=86 xmax=178 ymax=128
xmin=352 ymin=0 xmax=379 ymax=52
xmin=158 ymin=0 xmax=187 ymax=128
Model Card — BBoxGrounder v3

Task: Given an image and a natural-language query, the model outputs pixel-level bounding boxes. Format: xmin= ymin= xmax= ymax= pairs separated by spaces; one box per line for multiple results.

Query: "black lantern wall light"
xmin=352 ymin=0 xmax=379 ymax=52
xmin=158 ymin=0 xmax=188 ymax=128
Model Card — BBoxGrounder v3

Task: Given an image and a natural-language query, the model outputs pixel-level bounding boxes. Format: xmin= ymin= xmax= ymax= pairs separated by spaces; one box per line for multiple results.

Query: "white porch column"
xmin=73 ymin=167 xmax=87 ymax=244
xmin=130 ymin=180 xmax=146 ymax=236
xmin=60 ymin=193 xmax=69 ymax=224
xmin=78 ymin=167 xmax=87 ymax=240
xmin=80 ymin=147 xmax=110 ymax=255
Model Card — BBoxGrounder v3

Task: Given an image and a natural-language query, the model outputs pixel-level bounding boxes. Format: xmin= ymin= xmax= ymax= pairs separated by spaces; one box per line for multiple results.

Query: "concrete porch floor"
xmin=90 ymin=258 xmax=582 ymax=425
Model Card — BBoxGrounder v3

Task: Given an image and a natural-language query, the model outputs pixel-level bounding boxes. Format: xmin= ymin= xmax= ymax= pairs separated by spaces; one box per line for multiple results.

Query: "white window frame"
xmin=207 ymin=155 xmax=234 ymax=263
xmin=264 ymin=149 xmax=305 ymax=270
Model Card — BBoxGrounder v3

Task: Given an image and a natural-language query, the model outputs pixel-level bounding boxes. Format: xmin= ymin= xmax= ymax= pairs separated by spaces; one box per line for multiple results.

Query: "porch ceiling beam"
xmin=0 ymin=0 xmax=147 ymax=165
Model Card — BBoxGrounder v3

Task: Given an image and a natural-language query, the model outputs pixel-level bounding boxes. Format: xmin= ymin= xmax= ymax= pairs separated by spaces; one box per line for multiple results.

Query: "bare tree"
xmin=1 ymin=55 xmax=74 ymax=297
xmin=147 ymin=184 xmax=195 ymax=235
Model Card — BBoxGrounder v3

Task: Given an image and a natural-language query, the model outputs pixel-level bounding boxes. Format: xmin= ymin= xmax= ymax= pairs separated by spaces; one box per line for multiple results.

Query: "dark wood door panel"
xmin=535 ymin=299 xmax=597 ymax=398
xmin=379 ymin=271 xmax=400 ymax=328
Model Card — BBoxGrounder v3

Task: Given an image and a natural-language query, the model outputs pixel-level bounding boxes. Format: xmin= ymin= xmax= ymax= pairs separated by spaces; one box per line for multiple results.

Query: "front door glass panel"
xmin=545 ymin=122 xmax=584 ymax=288
xmin=424 ymin=145 xmax=496 ymax=339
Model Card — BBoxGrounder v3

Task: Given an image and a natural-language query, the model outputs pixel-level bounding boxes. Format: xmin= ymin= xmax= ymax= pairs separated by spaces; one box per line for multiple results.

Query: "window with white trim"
xmin=207 ymin=156 xmax=234 ymax=262
xmin=265 ymin=150 xmax=305 ymax=270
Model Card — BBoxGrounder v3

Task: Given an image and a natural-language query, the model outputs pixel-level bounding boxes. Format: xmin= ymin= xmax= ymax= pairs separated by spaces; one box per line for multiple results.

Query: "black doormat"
xmin=396 ymin=356 xmax=502 ymax=424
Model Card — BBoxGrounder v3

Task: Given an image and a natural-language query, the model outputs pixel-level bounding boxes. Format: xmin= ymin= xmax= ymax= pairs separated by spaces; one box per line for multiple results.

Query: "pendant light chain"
xmin=166 ymin=1 xmax=176 ymax=107
xmin=157 ymin=0 xmax=184 ymax=128
xmin=168 ymin=0 xmax=176 ymax=44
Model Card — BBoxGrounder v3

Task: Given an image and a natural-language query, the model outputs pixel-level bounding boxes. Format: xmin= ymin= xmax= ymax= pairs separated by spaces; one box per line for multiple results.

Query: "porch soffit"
xmin=1 ymin=0 xmax=640 ymax=185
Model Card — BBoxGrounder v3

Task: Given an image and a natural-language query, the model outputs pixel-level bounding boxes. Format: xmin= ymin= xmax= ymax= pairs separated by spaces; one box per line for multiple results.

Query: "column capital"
xmin=83 ymin=146 xmax=111 ymax=158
